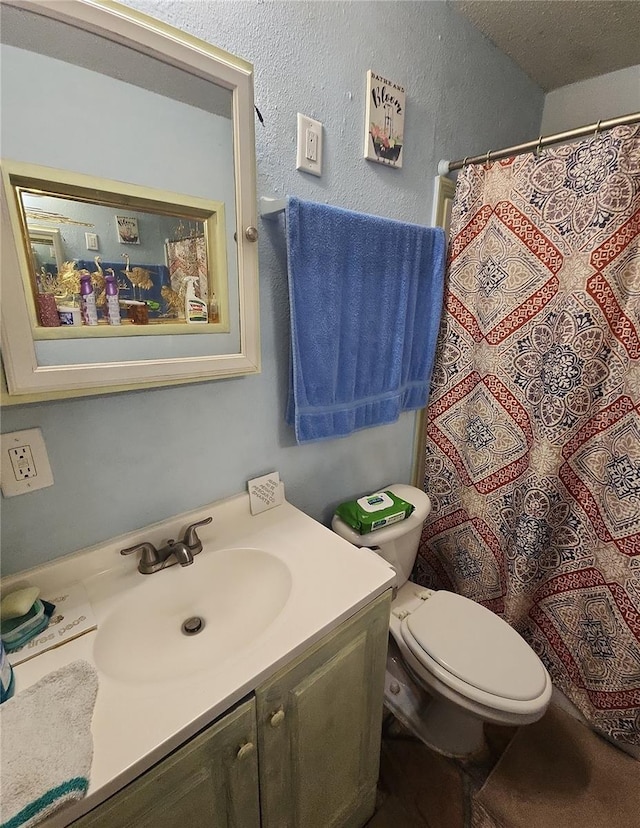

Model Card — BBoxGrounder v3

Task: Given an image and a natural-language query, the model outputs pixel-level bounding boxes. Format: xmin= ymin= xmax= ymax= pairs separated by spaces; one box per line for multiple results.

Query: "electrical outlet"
xmin=296 ymin=113 xmax=323 ymax=177
xmin=1 ymin=428 xmax=54 ymax=497
xmin=247 ymin=471 xmax=284 ymax=515
xmin=9 ymin=445 xmax=37 ymax=480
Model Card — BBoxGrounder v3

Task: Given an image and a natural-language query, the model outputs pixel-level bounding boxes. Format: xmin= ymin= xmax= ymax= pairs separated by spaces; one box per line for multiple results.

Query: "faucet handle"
xmin=182 ymin=516 xmax=213 ymax=554
xmin=121 ymin=541 xmax=159 ymax=567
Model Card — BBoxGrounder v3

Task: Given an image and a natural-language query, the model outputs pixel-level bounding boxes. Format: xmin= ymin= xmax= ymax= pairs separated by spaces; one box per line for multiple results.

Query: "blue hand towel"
xmin=286 ymin=197 xmax=446 ymax=444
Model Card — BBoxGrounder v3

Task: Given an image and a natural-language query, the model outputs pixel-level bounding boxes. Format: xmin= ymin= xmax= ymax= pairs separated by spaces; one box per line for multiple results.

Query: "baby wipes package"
xmin=335 ymin=490 xmax=415 ymax=534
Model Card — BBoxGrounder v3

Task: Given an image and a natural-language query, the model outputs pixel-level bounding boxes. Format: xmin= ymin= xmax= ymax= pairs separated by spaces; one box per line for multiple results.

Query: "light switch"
xmin=306 ymin=128 xmax=318 ymax=162
xmin=85 ymin=232 xmax=99 ymax=251
xmin=296 ymin=113 xmax=323 ymax=177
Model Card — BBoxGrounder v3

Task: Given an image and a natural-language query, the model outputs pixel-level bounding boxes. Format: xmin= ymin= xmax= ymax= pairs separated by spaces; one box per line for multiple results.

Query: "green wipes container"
xmin=335 ymin=490 xmax=414 ymax=535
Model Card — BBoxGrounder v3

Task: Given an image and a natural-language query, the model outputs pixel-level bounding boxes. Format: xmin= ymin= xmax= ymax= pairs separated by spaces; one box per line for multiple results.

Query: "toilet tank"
xmin=331 ymin=484 xmax=432 ymax=587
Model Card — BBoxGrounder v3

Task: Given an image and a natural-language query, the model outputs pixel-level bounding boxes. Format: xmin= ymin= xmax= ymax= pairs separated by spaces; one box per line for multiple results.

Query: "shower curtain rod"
xmin=437 ymin=111 xmax=640 ymax=175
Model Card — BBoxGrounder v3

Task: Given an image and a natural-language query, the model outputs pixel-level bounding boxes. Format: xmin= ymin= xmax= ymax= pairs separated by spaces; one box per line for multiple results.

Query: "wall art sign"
xmin=115 ymin=214 xmax=140 ymax=244
xmin=364 ymin=70 xmax=405 ymax=168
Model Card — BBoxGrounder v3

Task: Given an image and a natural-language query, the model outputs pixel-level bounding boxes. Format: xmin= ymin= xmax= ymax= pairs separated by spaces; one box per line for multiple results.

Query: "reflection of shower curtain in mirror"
xmin=165 ymin=236 xmax=208 ymax=302
xmin=416 ymin=125 xmax=640 ymax=746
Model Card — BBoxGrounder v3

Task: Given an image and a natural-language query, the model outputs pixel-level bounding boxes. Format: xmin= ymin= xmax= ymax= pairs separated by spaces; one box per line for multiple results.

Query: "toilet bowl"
xmin=332 ymin=483 xmax=552 ymax=757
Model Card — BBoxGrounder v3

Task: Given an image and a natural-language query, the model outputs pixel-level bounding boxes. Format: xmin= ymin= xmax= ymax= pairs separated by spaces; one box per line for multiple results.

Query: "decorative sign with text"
xmin=364 ymin=70 xmax=405 ymax=168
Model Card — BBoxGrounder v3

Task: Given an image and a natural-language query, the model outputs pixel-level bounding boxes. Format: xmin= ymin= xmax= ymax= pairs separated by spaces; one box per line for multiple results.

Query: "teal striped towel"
xmin=0 ymin=660 xmax=98 ymax=828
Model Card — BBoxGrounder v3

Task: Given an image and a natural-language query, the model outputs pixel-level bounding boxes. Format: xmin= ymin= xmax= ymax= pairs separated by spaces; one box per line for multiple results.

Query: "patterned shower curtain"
xmin=416 ymin=124 xmax=640 ymax=745
xmin=166 ymin=235 xmax=209 ymax=301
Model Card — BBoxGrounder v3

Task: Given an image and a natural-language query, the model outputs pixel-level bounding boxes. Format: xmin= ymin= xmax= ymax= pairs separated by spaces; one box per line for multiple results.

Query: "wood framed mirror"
xmin=0 ymin=0 xmax=260 ymax=401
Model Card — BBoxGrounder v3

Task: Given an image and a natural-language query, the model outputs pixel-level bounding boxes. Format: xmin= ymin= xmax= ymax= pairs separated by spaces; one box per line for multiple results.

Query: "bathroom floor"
xmin=366 ymin=704 xmax=640 ymax=828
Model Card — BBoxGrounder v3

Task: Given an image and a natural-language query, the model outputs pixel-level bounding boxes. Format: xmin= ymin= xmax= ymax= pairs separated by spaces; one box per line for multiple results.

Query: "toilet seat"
xmin=402 ymin=591 xmax=548 ymax=702
xmin=391 ymin=583 xmax=551 ymax=721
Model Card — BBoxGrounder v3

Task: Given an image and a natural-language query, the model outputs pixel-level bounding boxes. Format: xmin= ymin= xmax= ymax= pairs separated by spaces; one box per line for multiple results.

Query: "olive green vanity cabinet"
xmin=256 ymin=590 xmax=391 ymax=828
xmin=71 ymin=591 xmax=391 ymax=828
xmin=71 ymin=698 xmax=260 ymax=828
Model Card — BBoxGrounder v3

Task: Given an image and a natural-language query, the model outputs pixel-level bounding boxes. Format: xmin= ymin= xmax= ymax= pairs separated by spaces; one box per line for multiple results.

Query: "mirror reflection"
xmin=0 ymin=0 xmax=259 ymax=396
xmin=14 ymin=179 xmax=225 ymax=332
xmin=2 ymin=1 xmax=242 ymax=364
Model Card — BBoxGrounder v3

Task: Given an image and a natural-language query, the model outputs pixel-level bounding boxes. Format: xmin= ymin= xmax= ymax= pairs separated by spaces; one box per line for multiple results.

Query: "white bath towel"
xmin=0 ymin=660 xmax=98 ymax=828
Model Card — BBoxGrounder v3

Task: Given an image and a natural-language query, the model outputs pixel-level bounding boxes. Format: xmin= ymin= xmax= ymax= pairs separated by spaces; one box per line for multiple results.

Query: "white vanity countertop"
xmin=3 ymin=490 xmax=395 ymax=827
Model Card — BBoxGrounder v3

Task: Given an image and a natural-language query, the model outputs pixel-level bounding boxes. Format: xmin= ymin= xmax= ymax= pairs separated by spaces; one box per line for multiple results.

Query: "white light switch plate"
xmin=248 ymin=471 xmax=284 ymax=515
xmin=296 ymin=113 xmax=323 ymax=177
xmin=85 ymin=232 xmax=99 ymax=250
xmin=1 ymin=428 xmax=54 ymax=497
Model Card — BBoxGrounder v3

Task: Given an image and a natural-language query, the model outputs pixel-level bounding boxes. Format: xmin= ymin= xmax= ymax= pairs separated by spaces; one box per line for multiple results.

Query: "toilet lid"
xmin=404 ymin=591 xmax=547 ymax=701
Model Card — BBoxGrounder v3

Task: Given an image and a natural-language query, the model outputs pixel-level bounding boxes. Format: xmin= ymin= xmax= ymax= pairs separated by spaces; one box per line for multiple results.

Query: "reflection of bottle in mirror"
xmin=104 ymin=272 xmax=121 ymax=325
xmin=79 ymin=274 xmax=98 ymax=326
xmin=57 ymin=305 xmax=82 ymax=326
xmin=123 ymin=301 xmax=149 ymax=324
xmin=209 ymin=291 xmax=219 ymax=324
xmin=185 ymin=278 xmax=208 ymax=324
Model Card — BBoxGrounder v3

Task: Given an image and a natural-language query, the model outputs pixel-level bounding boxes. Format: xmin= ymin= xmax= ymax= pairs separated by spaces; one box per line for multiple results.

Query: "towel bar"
xmin=260 ymin=197 xmax=287 ymax=219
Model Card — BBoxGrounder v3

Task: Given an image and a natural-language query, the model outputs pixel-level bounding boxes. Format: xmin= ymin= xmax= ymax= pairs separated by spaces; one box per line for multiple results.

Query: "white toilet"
xmin=332 ymin=483 xmax=552 ymax=757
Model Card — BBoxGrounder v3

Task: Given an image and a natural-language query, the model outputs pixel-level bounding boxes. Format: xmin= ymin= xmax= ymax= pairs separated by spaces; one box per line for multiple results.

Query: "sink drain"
xmin=182 ymin=616 xmax=205 ymax=636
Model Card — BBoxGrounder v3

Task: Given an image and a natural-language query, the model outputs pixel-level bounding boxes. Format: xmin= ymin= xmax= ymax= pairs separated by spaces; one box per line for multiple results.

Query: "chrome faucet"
xmin=121 ymin=516 xmax=213 ymax=574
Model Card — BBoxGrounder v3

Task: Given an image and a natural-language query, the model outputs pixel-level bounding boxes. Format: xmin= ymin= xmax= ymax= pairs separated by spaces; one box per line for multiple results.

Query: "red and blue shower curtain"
xmin=417 ymin=124 xmax=640 ymax=746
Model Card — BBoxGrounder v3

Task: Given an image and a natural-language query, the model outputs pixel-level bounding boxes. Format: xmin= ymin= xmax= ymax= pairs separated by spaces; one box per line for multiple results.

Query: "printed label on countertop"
xmin=7 ymin=582 xmax=97 ymax=666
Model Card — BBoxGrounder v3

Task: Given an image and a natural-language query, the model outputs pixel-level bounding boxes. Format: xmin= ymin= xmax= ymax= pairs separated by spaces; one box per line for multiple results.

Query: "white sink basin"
xmin=93 ymin=547 xmax=292 ymax=684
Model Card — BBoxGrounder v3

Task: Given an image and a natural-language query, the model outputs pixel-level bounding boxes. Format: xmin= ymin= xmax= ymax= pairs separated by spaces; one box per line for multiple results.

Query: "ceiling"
xmin=452 ymin=1 xmax=640 ymax=92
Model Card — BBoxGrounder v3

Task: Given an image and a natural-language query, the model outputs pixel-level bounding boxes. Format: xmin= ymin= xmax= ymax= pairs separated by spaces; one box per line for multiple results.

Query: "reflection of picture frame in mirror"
xmin=2 ymin=159 xmax=229 ymax=337
xmin=116 ymin=215 xmax=139 ymax=244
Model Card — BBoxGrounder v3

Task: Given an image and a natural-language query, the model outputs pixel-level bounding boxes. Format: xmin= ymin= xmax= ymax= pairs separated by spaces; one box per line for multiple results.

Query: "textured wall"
xmin=541 ymin=65 xmax=640 ymax=134
xmin=1 ymin=1 xmax=543 ymax=575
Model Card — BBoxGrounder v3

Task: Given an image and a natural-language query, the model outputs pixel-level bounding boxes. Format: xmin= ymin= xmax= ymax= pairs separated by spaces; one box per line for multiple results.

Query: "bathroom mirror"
xmin=29 ymin=227 xmax=64 ymax=273
xmin=6 ymin=162 xmax=229 ymax=335
xmin=0 ymin=0 xmax=260 ymax=400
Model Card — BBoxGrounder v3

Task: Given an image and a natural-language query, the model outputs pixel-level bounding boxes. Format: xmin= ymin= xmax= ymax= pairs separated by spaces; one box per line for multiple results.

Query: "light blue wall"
xmin=22 ymin=194 xmax=177 ymax=267
xmin=541 ymin=64 xmax=640 ymax=133
xmin=0 ymin=1 xmax=544 ymax=575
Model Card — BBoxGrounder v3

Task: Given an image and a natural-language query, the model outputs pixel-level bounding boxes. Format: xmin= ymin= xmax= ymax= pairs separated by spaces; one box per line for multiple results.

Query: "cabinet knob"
xmin=245 ymin=226 xmax=259 ymax=242
xmin=270 ymin=709 xmax=285 ymax=728
xmin=237 ymin=742 xmax=255 ymax=760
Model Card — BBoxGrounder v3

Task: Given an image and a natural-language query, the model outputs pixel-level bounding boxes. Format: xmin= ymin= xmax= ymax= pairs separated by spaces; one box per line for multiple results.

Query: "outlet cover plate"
xmin=248 ymin=471 xmax=284 ymax=515
xmin=1 ymin=428 xmax=54 ymax=497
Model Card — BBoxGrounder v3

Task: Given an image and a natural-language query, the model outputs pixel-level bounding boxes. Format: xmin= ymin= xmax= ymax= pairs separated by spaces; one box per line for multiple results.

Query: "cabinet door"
xmin=256 ymin=591 xmax=391 ymax=828
xmin=72 ymin=697 xmax=260 ymax=828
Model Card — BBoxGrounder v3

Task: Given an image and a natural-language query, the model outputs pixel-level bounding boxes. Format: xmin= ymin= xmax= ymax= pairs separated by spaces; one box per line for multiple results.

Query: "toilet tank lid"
xmin=332 ymin=484 xmax=431 ymax=548
xmin=405 ymin=591 xmax=548 ymax=702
